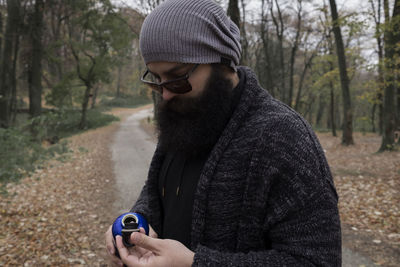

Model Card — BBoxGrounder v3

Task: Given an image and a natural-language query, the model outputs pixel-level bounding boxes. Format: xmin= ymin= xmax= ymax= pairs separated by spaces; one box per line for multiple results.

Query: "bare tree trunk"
xmin=48 ymin=0 xmax=65 ymax=87
xmin=397 ymin=86 xmax=400 ymax=138
xmin=0 ymin=12 xmax=3 ymax=66
xmin=260 ymin=0 xmax=275 ymax=97
xmin=294 ymin=48 xmax=317 ymax=111
xmin=316 ymin=93 xmax=326 ymax=128
xmin=394 ymin=3 xmax=400 ymax=143
xmin=379 ymin=0 xmax=399 ymax=151
xmin=335 ymin=94 xmax=341 ymax=132
xmin=0 ymin=0 xmax=21 ymax=128
xmin=91 ymin=84 xmax=99 ymax=109
xmin=79 ymin=83 xmax=92 ymax=129
xmin=328 ymin=42 xmax=337 ymax=137
xmin=294 ymin=63 xmax=308 ymax=111
xmin=227 ymin=0 xmax=240 ymax=29
xmin=116 ymin=65 xmax=122 ymax=98
xmin=371 ymin=103 xmax=377 ymax=132
xmin=239 ymin=0 xmax=249 ymax=65
xmin=329 ymin=0 xmax=354 ymax=145
xmin=10 ymin=29 xmax=20 ymax=125
xmin=288 ymin=0 xmax=303 ymax=107
xmin=28 ymin=0 xmax=45 ymax=117
xmin=369 ymin=0 xmax=385 ymax=135
xmin=330 ymin=83 xmax=337 ymax=136
xmin=270 ymin=0 xmax=286 ymax=103
xmin=303 ymin=93 xmax=315 ymax=124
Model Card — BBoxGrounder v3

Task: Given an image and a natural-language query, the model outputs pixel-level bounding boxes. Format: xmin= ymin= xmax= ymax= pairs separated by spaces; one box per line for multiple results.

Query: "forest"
xmin=0 ymin=0 xmax=399 ymax=133
xmin=1 ymin=0 xmax=399 ymax=154
xmin=0 ymin=0 xmax=399 ymax=266
xmin=0 ymin=0 xmax=399 ymax=184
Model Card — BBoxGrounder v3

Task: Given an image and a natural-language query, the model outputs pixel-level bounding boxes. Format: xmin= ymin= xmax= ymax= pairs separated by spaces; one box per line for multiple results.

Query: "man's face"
xmin=149 ymin=62 xmax=237 ymax=156
xmin=146 ymin=62 xmax=212 ymax=102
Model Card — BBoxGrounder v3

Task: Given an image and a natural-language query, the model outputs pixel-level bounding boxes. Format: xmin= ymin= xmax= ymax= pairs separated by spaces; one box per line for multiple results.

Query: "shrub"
xmin=28 ymin=108 xmax=119 ymax=140
xmin=0 ymin=109 xmax=118 ymax=185
xmin=0 ymin=128 xmax=46 ymax=183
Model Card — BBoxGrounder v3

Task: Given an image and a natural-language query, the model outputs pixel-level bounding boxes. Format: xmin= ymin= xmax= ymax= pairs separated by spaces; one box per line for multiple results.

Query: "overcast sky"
xmin=114 ymin=0 xmax=368 ymax=14
xmin=113 ymin=0 xmax=375 ymax=27
xmin=113 ymin=0 xmax=389 ymax=64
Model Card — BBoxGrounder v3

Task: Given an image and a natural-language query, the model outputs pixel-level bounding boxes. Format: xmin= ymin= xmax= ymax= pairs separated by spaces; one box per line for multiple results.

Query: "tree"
xmin=0 ymin=0 xmax=21 ymax=128
xmin=28 ymin=0 xmax=45 ymax=117
xmin=329 ymin=0 xmax=354 ymax=145
xmin=66 ymin=0 xmax=134 ymax=129
xmin=0 ymin=9 xmax=3 ymax=63
xmin=379 ymin=0 xmax=400 ymax=151
xmin=239 ymin=0 xmax=249 ymax=65
xmin=270 ymin=0 xmax=286 ymax=103
xmin=369 ymin=0 xmax=384 ymax=134
xmin=227 ymin=0 xmax=240 ymax=29
xmin=288 ymin=0 xmax=303 ymax=107
xmin=259 ymin=0 xmax=276 ymax=97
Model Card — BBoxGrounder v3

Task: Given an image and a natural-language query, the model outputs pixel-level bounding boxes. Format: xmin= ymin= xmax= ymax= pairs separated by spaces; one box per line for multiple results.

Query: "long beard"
xmin=155 ymin=68 xmax=236 ymax=158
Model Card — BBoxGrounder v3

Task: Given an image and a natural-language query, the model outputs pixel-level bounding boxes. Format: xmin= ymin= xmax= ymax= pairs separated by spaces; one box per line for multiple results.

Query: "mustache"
xmin=158 ymin=94 xmax=205 ymax=118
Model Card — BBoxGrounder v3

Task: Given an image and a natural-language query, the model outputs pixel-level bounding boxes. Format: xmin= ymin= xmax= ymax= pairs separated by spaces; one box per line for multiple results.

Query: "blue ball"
xmin=112 ymin=212 xmax=149 ymax=240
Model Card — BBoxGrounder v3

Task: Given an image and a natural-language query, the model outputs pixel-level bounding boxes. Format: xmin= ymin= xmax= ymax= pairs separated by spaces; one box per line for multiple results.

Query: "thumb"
xmin=131 ymin=232 xmax=162 ymax=254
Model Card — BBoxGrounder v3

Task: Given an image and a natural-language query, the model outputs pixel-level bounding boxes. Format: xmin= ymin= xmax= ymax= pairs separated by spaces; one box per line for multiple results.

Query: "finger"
xmin=105 ymin=225 xmax=115 ymax=255
xmin=116 ymin=235 xmax=129 ymax=258
xmin=131 ymin=232 xmax=162 ymax=254
xmin=105 ymin=227 xmax=124 ymax=266
xmin=116 ymin=236 xmax=143 ymax=267
xmin=137 ymin=227 xmax=150 ymax=254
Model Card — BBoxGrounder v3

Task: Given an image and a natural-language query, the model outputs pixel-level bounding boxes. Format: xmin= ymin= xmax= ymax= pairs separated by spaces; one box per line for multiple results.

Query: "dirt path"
xmin=0 ymin=107 xmax=148 ymax=266
xmin=111 ymin=107 xmax=156 ymax=213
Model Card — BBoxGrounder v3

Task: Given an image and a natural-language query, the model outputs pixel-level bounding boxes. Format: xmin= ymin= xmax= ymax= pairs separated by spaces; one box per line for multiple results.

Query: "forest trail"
xmin=1 ymin=106 xmax=398 ymax=266
xmin=111 ymin=107 xmax=156 ymax=213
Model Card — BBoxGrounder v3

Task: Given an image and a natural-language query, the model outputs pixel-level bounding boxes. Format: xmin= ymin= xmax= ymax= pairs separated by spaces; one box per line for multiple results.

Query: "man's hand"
xmin=105 ymin=224 xmax=158 ymax=267
xmin=116 ymin=232 xmax=195 ymax=267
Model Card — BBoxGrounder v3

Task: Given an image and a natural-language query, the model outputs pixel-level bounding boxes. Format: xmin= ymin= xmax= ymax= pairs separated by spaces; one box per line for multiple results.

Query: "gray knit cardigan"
xmin=131 ymin=67 xmax=341 ymax=266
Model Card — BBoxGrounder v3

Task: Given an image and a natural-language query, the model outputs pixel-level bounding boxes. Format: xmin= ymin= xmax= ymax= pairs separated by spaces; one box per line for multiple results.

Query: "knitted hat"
xmin=139 ymin=0 xmax=242 ymax=69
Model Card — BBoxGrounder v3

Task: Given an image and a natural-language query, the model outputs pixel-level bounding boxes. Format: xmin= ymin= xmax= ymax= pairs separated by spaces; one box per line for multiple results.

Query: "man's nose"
xmin=162 ymin=88 xmax=177 ymax=101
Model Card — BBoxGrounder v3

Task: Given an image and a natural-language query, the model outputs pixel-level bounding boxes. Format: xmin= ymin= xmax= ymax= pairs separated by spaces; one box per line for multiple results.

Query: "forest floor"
xmin=0 ymin=108 xmax=399 ymax=266
xmin=0 ymin=107 xmax=141 ymax=266
xmin=318 ymin=132 xmax=400 ymax=266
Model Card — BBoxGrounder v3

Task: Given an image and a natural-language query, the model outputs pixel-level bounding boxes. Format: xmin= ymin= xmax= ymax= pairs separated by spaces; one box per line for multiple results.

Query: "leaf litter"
xmin=318 ymin=132 xmax=400 ymax=266
xmin=0 ymin=108 xmax=143 ymax=266
xmin=1 ymin=115 xmax=399 ymax=266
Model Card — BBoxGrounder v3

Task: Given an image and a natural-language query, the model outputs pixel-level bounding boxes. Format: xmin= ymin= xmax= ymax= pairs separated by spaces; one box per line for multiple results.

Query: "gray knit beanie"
xmin=139 ymin=0 xmax=242 ymax=69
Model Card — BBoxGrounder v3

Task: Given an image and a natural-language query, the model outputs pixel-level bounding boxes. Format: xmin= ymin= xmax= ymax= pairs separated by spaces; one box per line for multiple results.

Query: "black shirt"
xmin=158 ymin=69 xmax=245 ymax=248
xmin=158 ymin=150 xmax=208 ymax=247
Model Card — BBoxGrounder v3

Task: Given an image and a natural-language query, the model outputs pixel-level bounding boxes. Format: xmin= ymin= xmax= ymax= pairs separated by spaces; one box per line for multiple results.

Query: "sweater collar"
xmin=190 ymin=66 xmax=269 ymax=248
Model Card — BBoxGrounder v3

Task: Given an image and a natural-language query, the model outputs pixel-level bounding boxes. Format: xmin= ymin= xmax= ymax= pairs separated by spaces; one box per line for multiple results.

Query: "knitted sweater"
xmin=131 ymin=66 xmax=342 ymax=266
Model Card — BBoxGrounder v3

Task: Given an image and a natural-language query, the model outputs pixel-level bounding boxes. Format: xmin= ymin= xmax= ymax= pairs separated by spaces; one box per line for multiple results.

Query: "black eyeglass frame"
xmin=140 ymin=64 xmax=200 ymax=94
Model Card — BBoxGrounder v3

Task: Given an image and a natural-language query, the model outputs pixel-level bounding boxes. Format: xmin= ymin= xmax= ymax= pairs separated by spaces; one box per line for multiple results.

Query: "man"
xmin=105 ymin=0 xmax=342 ymax=266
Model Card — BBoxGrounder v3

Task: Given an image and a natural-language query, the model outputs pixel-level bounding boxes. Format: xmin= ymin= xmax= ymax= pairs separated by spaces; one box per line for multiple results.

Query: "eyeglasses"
xmin=141 ymin=64 xmax=199 ymax=94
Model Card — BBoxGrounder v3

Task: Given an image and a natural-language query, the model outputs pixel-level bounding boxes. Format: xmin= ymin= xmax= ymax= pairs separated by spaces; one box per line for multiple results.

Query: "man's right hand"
xmin=105 ymin=224 xmax=158 ymax=267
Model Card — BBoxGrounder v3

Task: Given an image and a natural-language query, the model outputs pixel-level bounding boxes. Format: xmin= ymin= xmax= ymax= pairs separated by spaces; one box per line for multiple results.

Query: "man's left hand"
xmin=115 ymin=232 xmax=195 ymax=267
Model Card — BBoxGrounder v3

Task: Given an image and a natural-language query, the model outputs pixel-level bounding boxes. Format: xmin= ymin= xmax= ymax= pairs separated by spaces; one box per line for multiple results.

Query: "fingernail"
xmin=131 ymin=232 xmax=139 ymax=241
